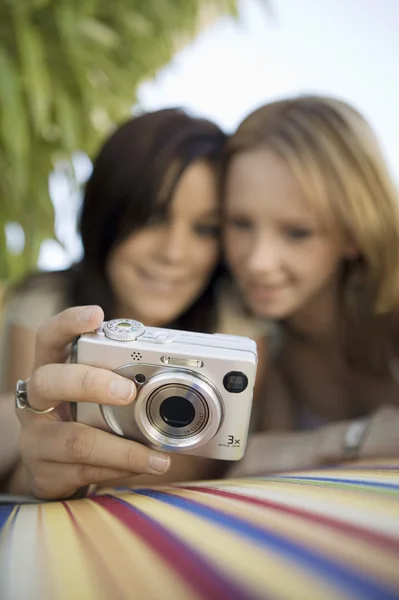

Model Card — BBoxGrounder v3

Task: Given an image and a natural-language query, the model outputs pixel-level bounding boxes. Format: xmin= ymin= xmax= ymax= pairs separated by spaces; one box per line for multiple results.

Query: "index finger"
xmin=35 ymin=306 xmax=104 ymax=369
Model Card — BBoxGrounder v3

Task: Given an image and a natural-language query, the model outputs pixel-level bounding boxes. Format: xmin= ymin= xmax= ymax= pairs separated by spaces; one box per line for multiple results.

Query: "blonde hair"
xmin=227 ymin=95 xmax=399 ymax=316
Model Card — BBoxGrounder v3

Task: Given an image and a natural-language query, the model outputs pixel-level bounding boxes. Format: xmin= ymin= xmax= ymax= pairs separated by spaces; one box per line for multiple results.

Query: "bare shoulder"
xmin=4 ymin=271 xmax=68 ymax=331
xmin=1 ymin=271 xmax=69 ymax=393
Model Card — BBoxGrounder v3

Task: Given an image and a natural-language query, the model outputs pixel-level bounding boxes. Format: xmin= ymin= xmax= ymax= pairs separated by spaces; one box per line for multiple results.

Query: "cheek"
xmin=114 ymin=236 xmax=144 ymax=263
xmin=106 ymin=242 xmax=138 ymax=287
xmin=296 ymin=242 xmax=343 ymax=282
xmin=106 ymin=245 xmax=126 ymax=279
xmin=109 ymin=234 xmax=154 ymax=277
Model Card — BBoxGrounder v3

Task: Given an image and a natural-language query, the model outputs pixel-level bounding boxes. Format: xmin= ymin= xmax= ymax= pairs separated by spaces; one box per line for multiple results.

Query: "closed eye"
xmin=146 ymin=211 xmax=166 ymax=228
xmin=285 ymin=227 xmax=314 ymax=240
xmin=194 ymin=223 xmax=221 ymax=237
xmin=225 ymin=217 xmax=253 ymax=230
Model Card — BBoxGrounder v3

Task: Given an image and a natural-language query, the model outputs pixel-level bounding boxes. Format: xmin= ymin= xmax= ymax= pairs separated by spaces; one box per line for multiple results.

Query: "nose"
xmin=246 ymin=231 xmax=280 ymax=275
xmin=159 ymin=224 xmax=189 ymax=265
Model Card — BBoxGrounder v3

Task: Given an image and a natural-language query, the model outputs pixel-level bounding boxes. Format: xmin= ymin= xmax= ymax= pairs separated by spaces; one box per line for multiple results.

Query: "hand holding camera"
xmin=10 ymin=307 xmax=171 ymax=499
xmin=10 ymin=307 xmax=257 ymax=500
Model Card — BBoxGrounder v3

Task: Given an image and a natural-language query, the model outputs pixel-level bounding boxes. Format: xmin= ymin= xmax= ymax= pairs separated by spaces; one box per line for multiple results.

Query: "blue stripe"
xmin=272 ymin=475 xmax=399 ymax=491
xmin=0 ymin=504 xmax=17 ymax=532
xmin=134 ymin=489 xmax=398 ymax=600
xmin=335 ymin=466 xmax=399 ymax=472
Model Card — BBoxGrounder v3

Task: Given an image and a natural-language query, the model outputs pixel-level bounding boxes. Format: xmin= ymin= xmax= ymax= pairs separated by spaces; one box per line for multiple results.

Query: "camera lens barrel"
xmin=102 ymin=366 xmax=223 ymax=451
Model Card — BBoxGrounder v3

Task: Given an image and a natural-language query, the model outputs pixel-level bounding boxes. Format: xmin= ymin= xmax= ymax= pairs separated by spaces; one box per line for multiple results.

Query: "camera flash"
xmin=160 ymin=356 xmax=204 ymax=368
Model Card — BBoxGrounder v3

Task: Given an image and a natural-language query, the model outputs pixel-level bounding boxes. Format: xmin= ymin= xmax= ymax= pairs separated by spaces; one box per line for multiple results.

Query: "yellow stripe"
xmin=41 ymin=501 xmax=103 ymax=600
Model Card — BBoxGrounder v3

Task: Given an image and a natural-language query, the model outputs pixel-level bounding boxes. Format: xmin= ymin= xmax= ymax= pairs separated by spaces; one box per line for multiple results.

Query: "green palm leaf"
xmin=0 ymin=0 xmax=242 ymax=282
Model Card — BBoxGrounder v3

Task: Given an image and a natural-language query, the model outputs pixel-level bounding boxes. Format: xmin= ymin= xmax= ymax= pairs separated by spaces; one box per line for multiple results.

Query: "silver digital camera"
xmin=75 ymin=319 xmax=257 ymax=460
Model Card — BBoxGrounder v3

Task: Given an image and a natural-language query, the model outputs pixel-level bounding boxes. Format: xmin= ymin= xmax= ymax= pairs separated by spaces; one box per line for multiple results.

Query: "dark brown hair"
xmin=15 ymin=108 xmax=227 ymax=333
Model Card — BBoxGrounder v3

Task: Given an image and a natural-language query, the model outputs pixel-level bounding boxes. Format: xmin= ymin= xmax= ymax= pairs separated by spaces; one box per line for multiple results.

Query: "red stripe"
xmin=183 ymin=486 xmax=399 ymax=554
xmin=93 ymin=495 xmax=261 ymax=600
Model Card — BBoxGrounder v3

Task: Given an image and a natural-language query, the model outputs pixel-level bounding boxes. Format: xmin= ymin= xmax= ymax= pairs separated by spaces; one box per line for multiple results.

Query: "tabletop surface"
xmin=1 ymin=459 xmax=398 ymax=600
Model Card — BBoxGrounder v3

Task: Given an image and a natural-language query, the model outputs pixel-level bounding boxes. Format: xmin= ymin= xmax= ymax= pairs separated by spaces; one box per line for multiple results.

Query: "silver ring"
xmin=15 ymin=379 xmax=56 ymax=415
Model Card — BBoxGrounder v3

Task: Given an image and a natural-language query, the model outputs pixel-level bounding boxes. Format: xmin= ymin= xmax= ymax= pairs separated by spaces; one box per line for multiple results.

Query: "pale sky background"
xmin=34 ymin=0 xmax=399 ymax=269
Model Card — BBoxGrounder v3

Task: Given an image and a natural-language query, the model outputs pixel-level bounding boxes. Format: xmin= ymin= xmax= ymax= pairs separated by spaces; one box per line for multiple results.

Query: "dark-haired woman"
xmin=1 ymin=108 xmax=266 ymax=498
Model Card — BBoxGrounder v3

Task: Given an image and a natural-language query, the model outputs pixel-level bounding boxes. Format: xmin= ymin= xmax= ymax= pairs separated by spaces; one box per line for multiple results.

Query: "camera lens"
xmin=159 ymin=396 xmax=195 ymax=428
xmin=146 ymin=383 xmax=211 ymax=439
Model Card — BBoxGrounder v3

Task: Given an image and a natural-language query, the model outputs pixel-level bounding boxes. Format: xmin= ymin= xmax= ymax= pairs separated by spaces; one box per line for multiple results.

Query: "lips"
xmin=137 ymin=267 xmax=186 ymax=293
xmin=246 ymin=282 xmax=287 ymax=301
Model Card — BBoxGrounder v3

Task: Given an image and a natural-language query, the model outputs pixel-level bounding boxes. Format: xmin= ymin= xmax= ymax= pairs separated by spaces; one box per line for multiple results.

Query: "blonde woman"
xmin=223 ymin=95 xmax=399 ymax=476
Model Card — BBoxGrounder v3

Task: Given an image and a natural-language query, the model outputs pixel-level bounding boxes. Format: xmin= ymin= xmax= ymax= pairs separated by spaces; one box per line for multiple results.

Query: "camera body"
xmin=75 ymin=319 xmax=257 ymax=461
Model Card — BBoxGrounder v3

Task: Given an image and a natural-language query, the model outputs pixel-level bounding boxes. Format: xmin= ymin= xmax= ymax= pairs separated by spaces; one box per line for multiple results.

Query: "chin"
xmin=142 ymin=308 xmax=184 ymax=328
xmin=247 ymin=299 xmax=291 ymax=321
xmin=141 ymin=314 xmax=174 ymax=327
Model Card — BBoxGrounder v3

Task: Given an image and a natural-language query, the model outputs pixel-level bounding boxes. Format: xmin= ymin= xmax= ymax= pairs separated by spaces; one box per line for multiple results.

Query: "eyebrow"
xmin=279 ymin=215 xmax=319 ymax=226
xmin=197 ymin=209 xmax=221 ymax=219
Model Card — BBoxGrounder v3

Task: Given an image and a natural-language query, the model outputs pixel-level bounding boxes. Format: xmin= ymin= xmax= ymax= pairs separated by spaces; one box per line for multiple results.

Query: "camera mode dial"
xmin=103 ymin=319 xmax=145 ymax=342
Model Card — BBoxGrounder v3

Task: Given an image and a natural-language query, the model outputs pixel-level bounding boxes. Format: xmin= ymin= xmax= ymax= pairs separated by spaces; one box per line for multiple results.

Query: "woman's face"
xmin=106 ymin=160 xmax=221 ymax=326
xmin=224 ymin=148 xmax=355 ymax=321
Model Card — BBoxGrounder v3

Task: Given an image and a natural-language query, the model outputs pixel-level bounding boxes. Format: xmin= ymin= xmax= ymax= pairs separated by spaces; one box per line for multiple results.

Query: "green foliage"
xmin=0 ymin=0 xmax=238 ymax=282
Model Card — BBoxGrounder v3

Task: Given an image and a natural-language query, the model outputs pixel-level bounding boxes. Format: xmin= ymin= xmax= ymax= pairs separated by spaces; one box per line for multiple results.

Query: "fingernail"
xmin=109 ymin=379 xmax=135 ymax=402
xmin=149 ymin=453 xmax=171 ymax=474
xmin=78 ymin=306 xmax=96 ymax=322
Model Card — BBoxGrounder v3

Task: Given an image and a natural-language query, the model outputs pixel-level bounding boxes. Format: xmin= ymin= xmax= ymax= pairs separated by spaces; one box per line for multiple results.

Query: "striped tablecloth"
xmin=0 ymin=459 xmax=398 ymax=600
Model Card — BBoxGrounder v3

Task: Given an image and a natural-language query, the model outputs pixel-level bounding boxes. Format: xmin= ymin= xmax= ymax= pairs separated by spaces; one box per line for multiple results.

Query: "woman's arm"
xmin=0 ymin=322 xmax=40 ymax=491
xmin=0 ymin=393 xmax=21 ymax=490
xmin=0 ymin=323 xmax=37 ymax=491
xmin=227 ymin=406 xmax=399 ymax=477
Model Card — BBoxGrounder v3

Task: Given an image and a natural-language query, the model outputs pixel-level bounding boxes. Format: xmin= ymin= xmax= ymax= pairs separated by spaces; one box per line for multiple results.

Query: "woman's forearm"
xmin=228 ymin=405 xmax=399 ymax=478
xmin=227 ymin=421 xmax=350 ymax=478
xmin=0 ymin=393 xmax=21 ymax=490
